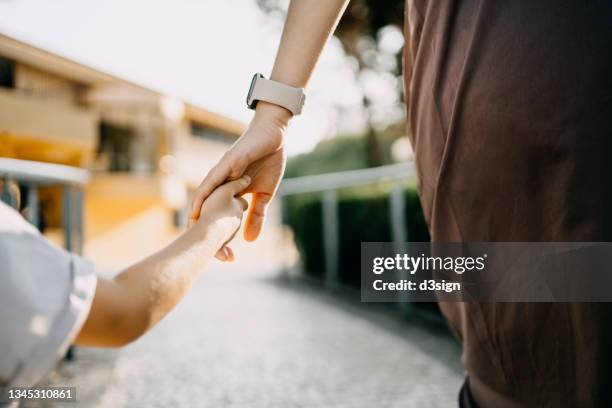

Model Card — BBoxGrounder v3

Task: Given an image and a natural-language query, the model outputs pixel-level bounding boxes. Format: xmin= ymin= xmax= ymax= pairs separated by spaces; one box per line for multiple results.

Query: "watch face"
xmin=247 ymin=73 xmax=264 ymax=109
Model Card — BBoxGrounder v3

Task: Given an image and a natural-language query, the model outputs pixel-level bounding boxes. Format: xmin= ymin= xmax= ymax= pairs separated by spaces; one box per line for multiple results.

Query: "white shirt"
xmin=0 ymin=201 xmax=97 ymax=388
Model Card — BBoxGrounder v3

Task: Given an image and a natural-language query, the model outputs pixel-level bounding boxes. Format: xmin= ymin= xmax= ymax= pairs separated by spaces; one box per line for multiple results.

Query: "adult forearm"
xmin=190 ymin=2 xmax=349 ymax=239
xmin=270 ymin=0 xmax=349 ymax=87
xmin=254 ymin=0 xmax=350 ymax=123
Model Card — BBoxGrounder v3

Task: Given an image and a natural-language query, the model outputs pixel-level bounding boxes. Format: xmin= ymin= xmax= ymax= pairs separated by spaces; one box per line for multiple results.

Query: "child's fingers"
xmin=190 ymin=162 xmax=229 ymax=220
xmin=223 ymin=175 xmax=251 ymax=195
xmin=236 ymin=196 xmax=249 ymax=211
xmin=224 ymin=246 xmax=235 ymax=262
xmin=215 ymin=247 xmax=229 ymax=262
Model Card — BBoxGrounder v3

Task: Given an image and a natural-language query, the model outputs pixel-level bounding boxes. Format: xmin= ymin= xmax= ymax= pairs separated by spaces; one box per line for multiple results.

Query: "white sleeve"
xmin=0 ymin=212 xmax=97 ymax=388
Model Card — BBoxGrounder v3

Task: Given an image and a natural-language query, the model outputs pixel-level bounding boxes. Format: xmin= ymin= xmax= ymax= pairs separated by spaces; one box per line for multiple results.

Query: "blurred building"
xmin=0 ymin=33 xmax=245 ymax=270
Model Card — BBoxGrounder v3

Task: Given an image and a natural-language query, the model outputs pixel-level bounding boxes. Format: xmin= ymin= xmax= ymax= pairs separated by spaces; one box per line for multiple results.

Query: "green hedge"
xmin=284 ymin=184 xmax=430 ymax=286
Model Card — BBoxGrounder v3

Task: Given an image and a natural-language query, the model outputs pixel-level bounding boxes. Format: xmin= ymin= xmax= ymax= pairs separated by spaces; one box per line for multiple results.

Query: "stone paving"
xmin=36 ymin=264 xmax=464 ymax=408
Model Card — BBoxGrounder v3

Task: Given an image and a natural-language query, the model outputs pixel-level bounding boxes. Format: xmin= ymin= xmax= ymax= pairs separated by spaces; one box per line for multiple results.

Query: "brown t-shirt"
xmin=403 ymin=1 xmax=612 ymax=406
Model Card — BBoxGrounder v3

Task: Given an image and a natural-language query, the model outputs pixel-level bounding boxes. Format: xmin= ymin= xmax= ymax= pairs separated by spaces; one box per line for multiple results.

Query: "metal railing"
xmin=0 ymin=157 xmax=90 ymax=254
xmin=278 ymin=162 xmax=416 ymax=290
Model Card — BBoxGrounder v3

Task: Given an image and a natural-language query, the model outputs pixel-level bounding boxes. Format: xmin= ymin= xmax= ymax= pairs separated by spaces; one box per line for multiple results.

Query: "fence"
xmin=278 ymin=162 xmax=416 ymax=289
xmin=0 ymin=157 xmax=89 ymax=254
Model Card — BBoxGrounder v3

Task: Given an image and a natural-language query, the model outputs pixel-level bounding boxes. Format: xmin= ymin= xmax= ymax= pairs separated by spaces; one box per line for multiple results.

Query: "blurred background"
xmin=0 ymin=0 xmax=463 ymax=406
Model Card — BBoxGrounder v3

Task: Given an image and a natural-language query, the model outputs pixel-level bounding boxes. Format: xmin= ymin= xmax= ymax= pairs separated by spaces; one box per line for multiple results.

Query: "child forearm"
xmin=76 ymin=176 xmax=249 ymax=347
xmin=116 ymin=220 xmax=225 ymax=336
xmin=74 ymin=220 xmax=225 ymax=347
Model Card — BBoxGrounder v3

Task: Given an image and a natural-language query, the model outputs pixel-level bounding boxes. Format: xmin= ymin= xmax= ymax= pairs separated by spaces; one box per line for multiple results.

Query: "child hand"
xmin=196 ymin=176 xmax=250 ymax=259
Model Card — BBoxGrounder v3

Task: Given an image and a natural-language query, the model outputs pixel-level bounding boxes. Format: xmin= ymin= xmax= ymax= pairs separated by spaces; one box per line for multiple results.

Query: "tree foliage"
xmin=256 ymin=0 xmax=404 ymax=65
xmin=285 ymin=121 xmax=406 ymax=178
xmin=334 ymin=0 xmax=404 ymax=71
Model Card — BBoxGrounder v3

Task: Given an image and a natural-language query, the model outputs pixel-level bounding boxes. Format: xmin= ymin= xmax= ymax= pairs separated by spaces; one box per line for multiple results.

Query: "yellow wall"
xmin=0 ymin=133 xmax=86 ymax=167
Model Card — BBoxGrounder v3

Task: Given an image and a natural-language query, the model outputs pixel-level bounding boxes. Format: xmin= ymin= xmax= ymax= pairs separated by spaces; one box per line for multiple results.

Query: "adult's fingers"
xmin=223 ymin=175 xmax=251 ymax=195
xmin=190 ymin=162 xmax=229 ymax=220
xmin=244 ymin=192 xmax=272 ymax=242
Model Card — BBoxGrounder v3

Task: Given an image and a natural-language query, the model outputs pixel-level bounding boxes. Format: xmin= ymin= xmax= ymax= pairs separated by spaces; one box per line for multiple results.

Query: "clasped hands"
xmin=189 ymin=102 xmax=292 ymax=261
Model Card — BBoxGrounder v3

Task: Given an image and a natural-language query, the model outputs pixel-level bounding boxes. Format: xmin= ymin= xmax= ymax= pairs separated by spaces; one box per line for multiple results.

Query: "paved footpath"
xmin=37 ymin=266 xmax=463 ymax=408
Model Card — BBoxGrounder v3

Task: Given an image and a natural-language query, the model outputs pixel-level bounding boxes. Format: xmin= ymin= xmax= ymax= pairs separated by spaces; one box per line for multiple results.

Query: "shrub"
xmin=284 ymin=184 xmax=430 ymax=286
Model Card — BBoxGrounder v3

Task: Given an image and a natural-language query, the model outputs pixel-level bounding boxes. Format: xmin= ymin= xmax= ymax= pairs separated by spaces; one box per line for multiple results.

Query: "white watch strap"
xmin=250 ymin=77 xmax=305 ymax=115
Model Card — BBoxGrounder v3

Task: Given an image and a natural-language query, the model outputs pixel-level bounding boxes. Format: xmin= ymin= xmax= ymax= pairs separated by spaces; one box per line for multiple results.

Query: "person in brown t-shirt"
xmin=404 ymin=1 xmax=612 ymax=406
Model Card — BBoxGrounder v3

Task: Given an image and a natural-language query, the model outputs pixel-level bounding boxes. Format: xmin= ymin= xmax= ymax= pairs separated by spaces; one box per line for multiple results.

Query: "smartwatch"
xmin=246 ymin=73 xmax=306 ymax=115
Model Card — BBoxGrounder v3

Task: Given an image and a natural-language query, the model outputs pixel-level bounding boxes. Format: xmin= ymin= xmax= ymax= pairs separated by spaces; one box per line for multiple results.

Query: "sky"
xmin=0 ymin=0 xmax=401 ymax=155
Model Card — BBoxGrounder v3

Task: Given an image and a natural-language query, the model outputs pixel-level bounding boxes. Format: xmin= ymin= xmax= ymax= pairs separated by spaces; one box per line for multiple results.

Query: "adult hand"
xmin=189 ymin=102 xmax=291 ymax=261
